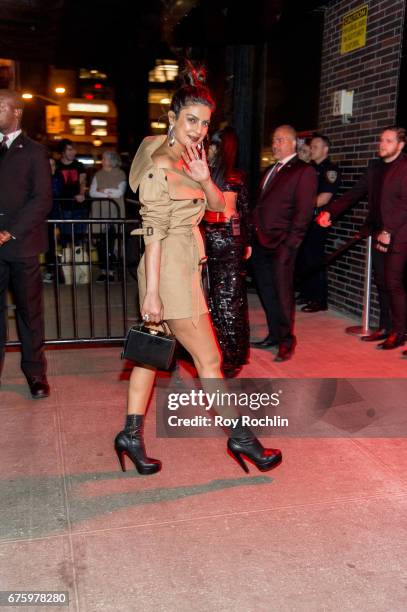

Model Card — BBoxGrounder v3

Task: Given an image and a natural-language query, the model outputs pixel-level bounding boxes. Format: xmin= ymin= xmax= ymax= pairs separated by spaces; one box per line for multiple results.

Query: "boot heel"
xmin=114 ymin=415 xmax=161 ymax=476
xmin=228 ymin=447 xmax=249 ymax=473
xmin=227 ymin=426 xmax=282 ymax=473
xmin=115 ymin=448 xmax=127 ymax=472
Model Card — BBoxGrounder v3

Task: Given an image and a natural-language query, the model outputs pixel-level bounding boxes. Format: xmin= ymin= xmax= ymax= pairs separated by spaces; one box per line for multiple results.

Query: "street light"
xmin=21 ymin=89 xmax=67 ymax=104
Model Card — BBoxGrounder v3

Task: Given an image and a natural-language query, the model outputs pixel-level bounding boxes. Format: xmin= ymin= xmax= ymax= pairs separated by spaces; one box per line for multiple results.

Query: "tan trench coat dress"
xmin=129 ymin=135 xmax=209 ymax=326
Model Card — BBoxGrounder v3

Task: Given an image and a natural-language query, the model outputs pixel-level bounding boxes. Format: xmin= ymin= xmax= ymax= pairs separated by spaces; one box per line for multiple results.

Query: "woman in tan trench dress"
xmin=114 ymin=64 xmax=282 ymax=475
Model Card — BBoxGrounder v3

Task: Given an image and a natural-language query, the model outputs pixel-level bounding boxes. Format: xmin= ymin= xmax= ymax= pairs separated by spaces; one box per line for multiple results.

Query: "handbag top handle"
xmin=137 ymin=320 xmax=173 ymax=336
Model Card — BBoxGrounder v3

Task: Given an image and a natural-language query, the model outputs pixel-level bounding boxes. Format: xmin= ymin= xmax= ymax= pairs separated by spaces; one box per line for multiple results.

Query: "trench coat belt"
xmin=131 ymin=226 xmax=153 ymax=236
xmin=167 ymin=225 xmax=206 ymax=327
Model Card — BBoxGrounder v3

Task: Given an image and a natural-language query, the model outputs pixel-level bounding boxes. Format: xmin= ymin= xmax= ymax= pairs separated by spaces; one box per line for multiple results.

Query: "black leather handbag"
xmin=122 ymin=321 xmax=176 ymax=370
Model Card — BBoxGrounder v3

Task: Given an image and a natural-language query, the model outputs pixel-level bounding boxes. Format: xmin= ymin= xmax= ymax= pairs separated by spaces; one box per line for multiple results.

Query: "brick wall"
xmin=318 ymin=0 xmax=405 ymax=323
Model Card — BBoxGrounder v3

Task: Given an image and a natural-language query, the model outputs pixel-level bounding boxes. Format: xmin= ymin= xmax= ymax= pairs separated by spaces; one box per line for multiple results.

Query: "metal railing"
xmin=5 ymin=201 xmax=378 ymax=346
xmin=298 ymin=228 xmax=375 ymax=334
xmin=323 ymin=230 xmax=375 ymax=335
xmin=344 ymin=235 xmax=374 ymax=335
xmin=5 ymin=198 xmax=144 ymax=347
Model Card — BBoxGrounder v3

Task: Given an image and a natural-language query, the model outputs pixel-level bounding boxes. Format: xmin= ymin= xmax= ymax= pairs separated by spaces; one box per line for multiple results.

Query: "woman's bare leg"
xmin=167 ymin=313 xmax=222 ymax=378
xmin=125 ymin=314 xmax=220 ymax=419
xmin=116 ymin=363 xmax=161 ymax=474
xmin=168 ymin=314 xmax=282 ymax=472
xmin=167 ymin=314 xmax=238 ymax=420
xmin=127 ymin=364 xmax=157 ymax=415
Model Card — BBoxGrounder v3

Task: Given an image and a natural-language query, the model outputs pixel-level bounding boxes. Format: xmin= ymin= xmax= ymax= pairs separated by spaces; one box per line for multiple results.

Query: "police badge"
xmin=326 ymin=170 xmax=337 ymax=183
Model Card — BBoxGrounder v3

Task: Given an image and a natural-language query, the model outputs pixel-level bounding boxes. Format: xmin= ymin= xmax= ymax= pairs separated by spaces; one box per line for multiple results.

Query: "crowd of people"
xmin=1 ymin=61 xmax=407 ymax=473
xmin=43 ymin=140 xmax=128 ymax=284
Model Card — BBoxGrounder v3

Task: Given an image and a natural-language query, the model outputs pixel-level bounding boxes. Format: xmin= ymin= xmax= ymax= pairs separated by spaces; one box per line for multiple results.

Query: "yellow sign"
xmin=46 ymin=105 xmax=61 ymax=134
xmin=340 ymin=4 xmax=368 ymax=55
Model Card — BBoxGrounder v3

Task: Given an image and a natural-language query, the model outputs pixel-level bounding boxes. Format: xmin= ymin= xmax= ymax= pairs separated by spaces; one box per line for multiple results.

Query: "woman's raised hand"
xmin=182 ymin=143 xmax=210 ymax=183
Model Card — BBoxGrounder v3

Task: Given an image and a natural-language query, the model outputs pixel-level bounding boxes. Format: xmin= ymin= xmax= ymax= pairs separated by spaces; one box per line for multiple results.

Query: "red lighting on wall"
xmin=85 ymin=93 xmax=94 ymax=100
xmin=94 ymin=83 xmax=102 ymax=90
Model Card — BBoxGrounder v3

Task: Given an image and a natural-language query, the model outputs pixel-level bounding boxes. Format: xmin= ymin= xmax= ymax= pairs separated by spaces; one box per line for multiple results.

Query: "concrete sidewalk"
xmin=1 ymin=295 xmax=407 ymax=611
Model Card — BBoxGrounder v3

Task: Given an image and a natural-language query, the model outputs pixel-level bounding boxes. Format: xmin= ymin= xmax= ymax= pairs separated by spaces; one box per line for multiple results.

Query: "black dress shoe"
xmin=301 ymin=301 xmax=328 ymax=313
xmin=250 ymin=336 xmax=279 ymax=348
xmin=275 ymin=343 xmax=295 ymax=362
xmin=361 ymin=329 xmax=389 ymax=342
xmin=295 ymin=295 xmax=308 ymax=305
xmin=28 ymin=377 xmax=50 ymax=399
xmin=377 ymin=332 xmax=405 ymax=350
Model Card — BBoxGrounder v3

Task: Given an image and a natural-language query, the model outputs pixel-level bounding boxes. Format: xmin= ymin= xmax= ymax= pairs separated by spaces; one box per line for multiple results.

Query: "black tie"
xmin=262 ymin=162 xmax=282 ymax=191
xmin=0 ymin=135 xmax=9 ymax=161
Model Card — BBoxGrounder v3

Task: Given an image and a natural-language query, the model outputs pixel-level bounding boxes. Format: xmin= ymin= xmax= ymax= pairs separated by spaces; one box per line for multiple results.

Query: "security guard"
xmin=296 ymin=133 xmax=341 ymax=312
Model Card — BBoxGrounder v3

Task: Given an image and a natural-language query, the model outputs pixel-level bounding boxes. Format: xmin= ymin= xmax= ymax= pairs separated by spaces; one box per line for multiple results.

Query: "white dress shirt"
xmin=0 ymin=129 xmax=22 ymax=147
xmin=278 ymin=153 xmax=297 ymax=167
xmin=262 ymin=154 xmax=297 ymax=191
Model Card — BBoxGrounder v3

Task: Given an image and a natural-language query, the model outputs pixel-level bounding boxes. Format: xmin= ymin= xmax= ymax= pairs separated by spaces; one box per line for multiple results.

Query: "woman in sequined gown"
xmin=202 ymin=127 xmax=251 ymax=377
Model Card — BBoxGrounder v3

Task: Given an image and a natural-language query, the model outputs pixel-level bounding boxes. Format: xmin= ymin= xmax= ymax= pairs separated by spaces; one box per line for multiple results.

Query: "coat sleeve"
xmin=138 ymin=168 xmax=172 ymax=245
xmin=326 ymin=169 xmax=368 ymax=220
xmin=285 ymin=165 xmax=318 ymax=249
xmin=7 ymin=144 xmax=52 ymax=240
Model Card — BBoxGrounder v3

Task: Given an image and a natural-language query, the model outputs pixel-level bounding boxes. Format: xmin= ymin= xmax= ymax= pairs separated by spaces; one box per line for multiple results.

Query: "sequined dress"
xmin=201 ymin=174 xmax=251 ymax=373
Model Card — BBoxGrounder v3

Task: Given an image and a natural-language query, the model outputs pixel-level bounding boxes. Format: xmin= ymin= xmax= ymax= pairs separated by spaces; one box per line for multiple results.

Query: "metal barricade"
xmin=5 ymin=198 xmax=144 ymax=347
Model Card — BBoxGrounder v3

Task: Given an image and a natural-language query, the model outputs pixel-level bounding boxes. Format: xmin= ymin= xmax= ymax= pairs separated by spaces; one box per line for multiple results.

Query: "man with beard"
xmin=317 ymin=126 xmax=407 ymax=353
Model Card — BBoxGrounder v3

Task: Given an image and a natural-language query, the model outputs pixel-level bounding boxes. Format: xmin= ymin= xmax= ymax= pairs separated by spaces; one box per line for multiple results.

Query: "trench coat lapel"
xmin=129 ymin=135 xmax=166 ymax=193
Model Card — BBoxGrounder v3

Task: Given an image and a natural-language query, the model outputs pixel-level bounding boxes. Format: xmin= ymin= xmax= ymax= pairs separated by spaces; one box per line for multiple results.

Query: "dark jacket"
xmin=0 ymin=133 xmax=52 ymax=258
xmin=327 ymin=154 xmax=407 ymax=245
xmin=253 ymin=156 xmax=318 ymax=250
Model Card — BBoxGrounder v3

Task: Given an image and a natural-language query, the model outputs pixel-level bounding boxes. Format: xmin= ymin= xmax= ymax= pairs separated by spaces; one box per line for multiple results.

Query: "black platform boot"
xmin=227 ymin=418 xmax=282 ymax=473
xmin=114 ymin=414 xmax=161 ymax=475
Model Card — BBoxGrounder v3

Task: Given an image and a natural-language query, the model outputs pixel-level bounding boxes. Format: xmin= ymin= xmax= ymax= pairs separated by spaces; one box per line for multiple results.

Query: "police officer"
xmin=296 ymin=133 xmax=341 ymax=312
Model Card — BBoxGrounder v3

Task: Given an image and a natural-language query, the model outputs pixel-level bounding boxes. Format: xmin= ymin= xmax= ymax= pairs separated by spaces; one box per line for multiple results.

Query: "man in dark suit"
xmin=0 ymin=90 xmax=52 ymax=398
xmin=317 ymin=126 xmax=407 ymax=353
xmin=251 ymin=125 xmax=318 ymax=361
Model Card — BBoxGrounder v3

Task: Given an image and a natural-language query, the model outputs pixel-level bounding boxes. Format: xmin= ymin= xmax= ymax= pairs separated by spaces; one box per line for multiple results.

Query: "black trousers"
xmin=251 ymin=241 xmax=297 ymax=346
xmin=0 ymin=256 xmax=46 ymax=379
xmin=371 ymin=249 xmax=392 ymax=332
xmin=365 ymin=247 xmax=407 ymax=334
xmin=297 ymin=222 xmax=328 ymax=306
xmin=382 ymin=246 xmax=407 ymax=335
